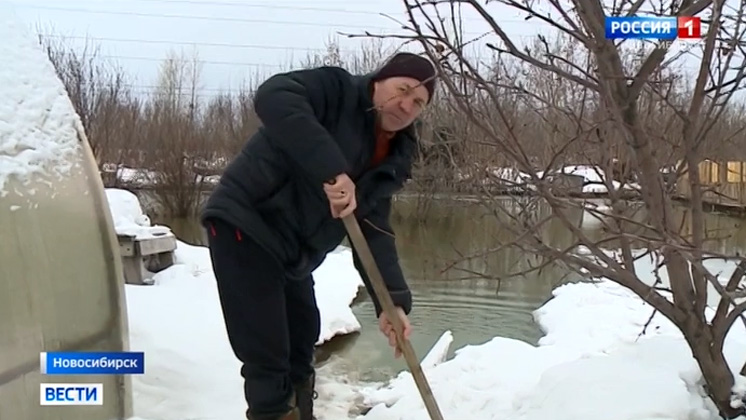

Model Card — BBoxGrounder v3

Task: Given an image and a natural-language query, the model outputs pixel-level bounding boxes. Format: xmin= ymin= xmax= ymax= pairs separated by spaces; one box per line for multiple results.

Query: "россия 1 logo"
xmin=605 ymin=16 xmax=701 ymax=40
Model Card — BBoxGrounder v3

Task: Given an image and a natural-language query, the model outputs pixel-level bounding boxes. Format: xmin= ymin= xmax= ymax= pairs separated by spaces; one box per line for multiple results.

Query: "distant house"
xmin=676 ymin=158 xmax=746 ymax=206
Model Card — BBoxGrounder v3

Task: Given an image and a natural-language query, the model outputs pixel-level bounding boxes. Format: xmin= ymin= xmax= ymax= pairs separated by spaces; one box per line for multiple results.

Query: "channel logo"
xmin=40 ymin=383 xmax=103 ymax=406
xmin=604 ymin=16 xmax=701 ymax=40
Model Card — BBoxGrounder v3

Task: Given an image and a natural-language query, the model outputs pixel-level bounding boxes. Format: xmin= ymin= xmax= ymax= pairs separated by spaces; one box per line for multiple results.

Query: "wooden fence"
xmin=676 ymin=159 xmax=746 ymax=208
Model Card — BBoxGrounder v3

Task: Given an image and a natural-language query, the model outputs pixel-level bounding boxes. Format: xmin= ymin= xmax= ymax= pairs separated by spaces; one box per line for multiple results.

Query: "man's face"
xmin=372 ymin=76 xmax=429 ymax=132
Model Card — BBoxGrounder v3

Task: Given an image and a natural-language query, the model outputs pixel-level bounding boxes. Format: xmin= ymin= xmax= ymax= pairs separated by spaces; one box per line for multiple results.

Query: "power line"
xmin=36 ymin=33 xmax=551 ymax=55
xmin=8 ymin=3 xmax=419 ymax=31
xmin=130 ymin=84 xmax=229 ymax=92
xmin=116 ymin=0 xmax=506 ymax=24
xmin=128 ymin=84 xmax=245 ymax=94
xmin=119 ymin=0 xmax=424 ymax=17
xmin=116 ymin=89 xmax=238 ymax=98
xmin=9 ymin=3 xmax=522 ymax=37
xmin=39 ymin=34 xmax=360 ymax=53
xmin=95 ymin=54 xmax=285 ymax=68
xmin=36 ymin=31 xmax=541 ymax=60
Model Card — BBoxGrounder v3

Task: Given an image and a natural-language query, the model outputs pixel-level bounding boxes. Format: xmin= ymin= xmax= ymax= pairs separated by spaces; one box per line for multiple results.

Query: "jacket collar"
xmin=354 ymin=72 xmax=377 ymax=111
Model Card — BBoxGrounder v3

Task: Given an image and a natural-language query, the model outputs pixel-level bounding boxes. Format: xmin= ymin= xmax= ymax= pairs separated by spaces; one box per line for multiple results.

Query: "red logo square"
xmin=678 ymin=17 xmax=701 ymax=39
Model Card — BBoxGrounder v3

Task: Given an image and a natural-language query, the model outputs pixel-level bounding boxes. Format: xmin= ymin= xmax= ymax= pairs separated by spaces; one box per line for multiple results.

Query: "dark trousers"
xmin=205 ymin=217 xmax=320 ymax=418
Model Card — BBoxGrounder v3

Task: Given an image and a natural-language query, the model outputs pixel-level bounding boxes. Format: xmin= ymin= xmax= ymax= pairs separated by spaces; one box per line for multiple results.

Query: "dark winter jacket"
xmin=200 ymin=66 xmax=416 ymax=315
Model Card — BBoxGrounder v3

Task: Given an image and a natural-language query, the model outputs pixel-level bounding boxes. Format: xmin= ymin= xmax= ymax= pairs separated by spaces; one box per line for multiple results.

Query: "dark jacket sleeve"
xmin=253 ymin=67 xmax=350 ymax=185
xmin=351 ymin=197 xmax=412 ymax=317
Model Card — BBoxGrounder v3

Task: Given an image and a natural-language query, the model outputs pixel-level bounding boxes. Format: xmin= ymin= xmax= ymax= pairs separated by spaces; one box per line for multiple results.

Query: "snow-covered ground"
xmin=105 ymin=188 xmax=364 ymax=419
xmin=104 ymin=188 xmax=746 ymax=420
xmin=102 ymin=164 xmax=220 ymax=188
xmin=361 ymin=280 xmax=746 ymax=420
xmin=457 ymin=164 xmax=642 ymax=194
xmin=545 ymin=165 xmax=641 ymax=193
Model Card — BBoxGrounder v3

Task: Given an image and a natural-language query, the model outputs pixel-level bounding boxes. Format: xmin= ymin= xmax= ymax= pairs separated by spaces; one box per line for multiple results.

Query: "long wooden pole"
xmin=340 ymin=214 xmax=445 ymax=420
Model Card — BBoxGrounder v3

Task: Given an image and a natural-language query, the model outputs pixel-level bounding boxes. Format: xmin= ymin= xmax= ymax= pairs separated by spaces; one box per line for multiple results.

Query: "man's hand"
xmin=323 ymin=173 xmax=357 ymax=218
xmin=378 ymin=306 xmax=411 ymax=359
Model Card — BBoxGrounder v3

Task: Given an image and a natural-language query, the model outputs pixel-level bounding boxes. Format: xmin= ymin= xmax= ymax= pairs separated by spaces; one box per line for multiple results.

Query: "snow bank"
xmin=459 ymin=164 xmax=641 ymax=194
xmin=358 ymin=278 xmax=746 ymax=420
xmin=508 ymin=336 xmax=717 ymax=420
xmin=109 ymin=166 xmax=159 ymax=187
xmin=0 ymin=12 xmax=82 ymax=197
xmin=312 ymin=247 xmax=366 ymax=344
xmin=103 ymin=188 xmax=364 ymax=419
xmin=553 ymin=165 xmax=640 ymax=193
xmin=104 ymin=189 xmax=173 ymax=239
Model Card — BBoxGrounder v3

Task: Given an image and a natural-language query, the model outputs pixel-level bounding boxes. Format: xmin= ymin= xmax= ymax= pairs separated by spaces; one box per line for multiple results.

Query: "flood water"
xmin=150 ymin=195 xmax=746 ymax=382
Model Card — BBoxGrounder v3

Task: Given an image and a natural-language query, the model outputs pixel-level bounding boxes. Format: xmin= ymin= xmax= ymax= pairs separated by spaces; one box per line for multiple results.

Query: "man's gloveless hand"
xmin=378 ymin=306 xmax=411 ymax=359
xmin=323 ymin=173 xmax=357 ymax=218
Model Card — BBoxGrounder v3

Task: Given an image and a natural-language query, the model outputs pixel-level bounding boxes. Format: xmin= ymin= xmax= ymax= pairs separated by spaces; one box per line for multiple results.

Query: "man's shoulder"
xmin=289 ymin=65 xmax=356 ymax=82
xmin=278 ymin=65 xmax=361 ymax=95
xmin=310 ymin=65 xmax=354 ymax=76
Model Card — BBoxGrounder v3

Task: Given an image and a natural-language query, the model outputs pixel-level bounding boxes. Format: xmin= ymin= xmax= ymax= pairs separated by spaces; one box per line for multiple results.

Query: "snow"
xmin=125 ymin=239 xmax=362 ymax=418
xmin=551 ymin=165 xmax=641 ymax=193
xmin=359 ymin=280 xmax=746 ymax=420
xmin=103 ymin=187 xmax=746 ymax=420
xmin=456 ymin=164 xmax=643 ymax=195
xmin=0 ymin=9 xmax=83 ymax=197
xmin=105 ymin=188 xmax=173 ymax=239
xmin=109 ymin=166 xmax=159 ymax=187
xmin=311 ymin=248 xmax=366 ymax=344
xmin=101 ymin=164 xmax=220 ymax=188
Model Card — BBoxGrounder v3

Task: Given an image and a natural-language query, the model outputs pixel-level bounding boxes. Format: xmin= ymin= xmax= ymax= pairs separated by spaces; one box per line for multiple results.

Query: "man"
xmin=200 ymin=52 xmax=436 ymax=420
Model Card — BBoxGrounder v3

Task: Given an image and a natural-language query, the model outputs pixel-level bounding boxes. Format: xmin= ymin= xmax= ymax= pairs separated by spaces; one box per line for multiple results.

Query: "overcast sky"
xmin=2 ymin=0 xmax=709 ymax=99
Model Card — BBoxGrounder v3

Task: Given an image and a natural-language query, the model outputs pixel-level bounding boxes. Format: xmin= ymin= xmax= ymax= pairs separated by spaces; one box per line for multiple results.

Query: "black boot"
xmin=247 ymin=390 xmax=300 ymax=420
xmin=247 ymin=407 xmax=300 ymax=420
xmin=293 ymin=372 xmax=318 ymax=420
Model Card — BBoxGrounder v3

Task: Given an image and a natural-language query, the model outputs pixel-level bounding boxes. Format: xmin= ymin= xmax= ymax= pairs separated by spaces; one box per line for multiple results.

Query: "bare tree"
xmin=143 ymin=49 xmax=212 ymax=217
xmin=40 ymin=34 xmax=137 ymax=170
xmin=353 ymin=0 xmax=746 ymax=417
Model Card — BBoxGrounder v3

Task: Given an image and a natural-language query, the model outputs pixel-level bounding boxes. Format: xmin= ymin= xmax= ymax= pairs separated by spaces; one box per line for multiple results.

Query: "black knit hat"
xmin=372 ymin=52 xmax=437 ymax=103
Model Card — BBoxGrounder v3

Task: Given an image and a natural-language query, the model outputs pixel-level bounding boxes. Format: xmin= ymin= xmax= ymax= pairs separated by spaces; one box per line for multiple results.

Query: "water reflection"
xmin=331 ymin=197 xmax=585 ymax=380
xmin=576 ymin=198 xmax=746 ymax=255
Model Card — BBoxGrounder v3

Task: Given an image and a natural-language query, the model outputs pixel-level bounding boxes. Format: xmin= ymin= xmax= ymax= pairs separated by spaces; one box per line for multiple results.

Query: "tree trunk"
xmin=607 ymin=69 xmax=740 ymax=420
xmin=682 ymin=315 xmax=742 ymax=418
